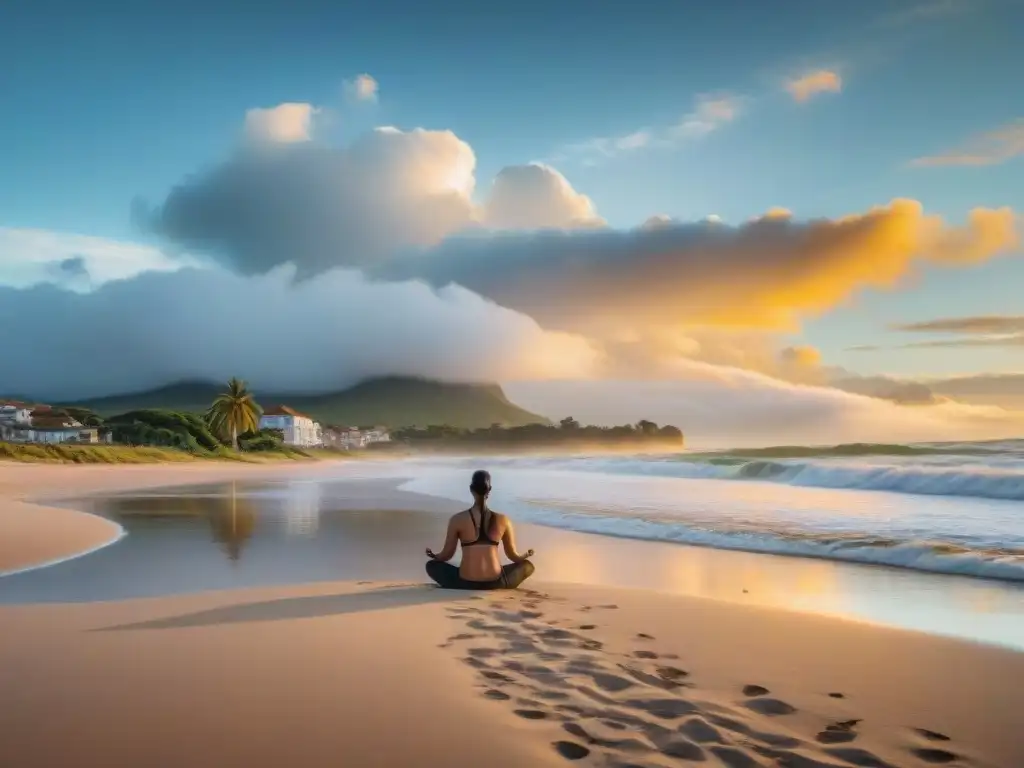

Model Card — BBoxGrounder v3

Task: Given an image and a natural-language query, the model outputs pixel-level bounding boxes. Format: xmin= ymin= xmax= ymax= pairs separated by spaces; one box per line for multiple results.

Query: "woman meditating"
xmin=425 ymin=470 xmax=536 ymax=590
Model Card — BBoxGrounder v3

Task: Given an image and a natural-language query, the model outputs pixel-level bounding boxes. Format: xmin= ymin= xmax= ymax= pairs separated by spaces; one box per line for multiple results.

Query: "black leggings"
xmin=426 ymin=559 xmax=535 ymax=590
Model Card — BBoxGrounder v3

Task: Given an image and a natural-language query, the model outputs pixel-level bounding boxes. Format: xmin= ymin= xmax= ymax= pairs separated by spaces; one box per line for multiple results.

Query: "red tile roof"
xmin=262 ymin=405 xmax=313 ymax=420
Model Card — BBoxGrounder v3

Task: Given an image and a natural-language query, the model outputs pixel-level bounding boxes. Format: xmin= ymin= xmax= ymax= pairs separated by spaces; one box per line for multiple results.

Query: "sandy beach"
xmin=2 ymin=463 xmax=1023 ymax=767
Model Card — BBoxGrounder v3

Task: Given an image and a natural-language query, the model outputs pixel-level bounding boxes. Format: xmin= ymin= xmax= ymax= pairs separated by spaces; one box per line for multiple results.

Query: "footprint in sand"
xmin=710 ymin=745 xmax=764 ymax=768
xmin=660 ymin=738 xmax=706 ymax=761
xmin=467 ymin=647 xmax=500 ymax=658
xmin=562 ymin=721 xmax=653 ymax=754
xmin=576 ymin=624 xmax=597 ymax=630
xmin=742 ymin=684 xmax=770 ymax=697
xmin=816 ymin=718 xmax=862 ymax=745
xmin=910 ymin=747 xmax=960 ymax=764
xmin=588 ymin=671 xmax=635 ymax=693
xmin=706 ymin=713 xmax=803 ymax=749
xmin=816 ymin=729 xmax=858 ymax=744
xmin=678 ymin=716 xmax=726 ymax=744
xmin=632 ymin=650 xmax=658 ymax=660
xmin=616 ymin=664 xmax=688 ymax=691
xmin=624 ymin=697 xmax=701 ymax=719
xmin=636 ymin=632 xmax=654 ymax=640
xmin=447 ymin=632 xmax=483 ymax=642
xmin=480 ymin=669 xmax=515 ymax=684
xmin=828 ymin=691 xmax=846 ymax=699
xmin=483 ymin=689 xmax=511 ymax=701
xmin=743 ymin=697 xmax=797 ymax=716
xmin=826 ymin=746 xmax=897 ymax=767
xmin=539 ymin=628 xmax=576 ymax=641
xmin=553 ymin=740 xmax=590 ymax=760
xmin=536 ymin=689 xmax=570 ymax=701
xmin=514 ymin=709 xmax=549 ymax=720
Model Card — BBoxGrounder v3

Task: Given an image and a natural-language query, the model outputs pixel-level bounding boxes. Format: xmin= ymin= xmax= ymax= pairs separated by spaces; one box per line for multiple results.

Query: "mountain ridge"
xmin=50 ymin=376 xmax=549 ymax=429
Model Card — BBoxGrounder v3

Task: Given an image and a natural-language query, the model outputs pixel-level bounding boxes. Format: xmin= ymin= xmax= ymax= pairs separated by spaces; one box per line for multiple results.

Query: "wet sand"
xmin=2 ymin=463 xmax=1024 ymax=766
xmin=0 ymin=461 xmax=346 ymax=575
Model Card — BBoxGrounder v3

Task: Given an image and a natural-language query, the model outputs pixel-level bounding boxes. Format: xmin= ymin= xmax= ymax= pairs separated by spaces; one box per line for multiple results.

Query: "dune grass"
xmin=0 ymin=441 xmax=320 ymax=465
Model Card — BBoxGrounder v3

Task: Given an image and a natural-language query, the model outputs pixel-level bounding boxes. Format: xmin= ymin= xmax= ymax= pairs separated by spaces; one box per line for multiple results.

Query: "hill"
xmin=59 ymin=377 xmax=549 ymax=429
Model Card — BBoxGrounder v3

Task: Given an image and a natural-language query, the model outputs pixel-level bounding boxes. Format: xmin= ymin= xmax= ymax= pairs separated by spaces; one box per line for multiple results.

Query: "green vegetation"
xmin=205 ymin=377 xmax=263 ymax=450
xmin=1 ymin=378 xmax=316 ymax=464
xmin=392 ymin=416 xmax=684 ymax=452
xmin=0 ymin=442 xmax=201 ymax=464
xmin=60 ymin=376 xmax=546 ymax=429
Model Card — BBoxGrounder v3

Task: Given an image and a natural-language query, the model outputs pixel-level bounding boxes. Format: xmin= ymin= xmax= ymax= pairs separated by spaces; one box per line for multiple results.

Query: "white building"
xmin=259 ymin=405 xmax=322 ymax=447
xmin=0 ymin=403 xmax=33 ymax=426
xmin=322 ymin=425 xmax=391 ymax=450
xmin=0 ymin=405 xmax=104 ymax=444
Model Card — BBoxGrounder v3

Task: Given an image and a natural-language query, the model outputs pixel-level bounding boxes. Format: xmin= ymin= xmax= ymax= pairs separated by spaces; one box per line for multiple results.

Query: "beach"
xmin=2 ymin=460 xmax=1023 ymax=767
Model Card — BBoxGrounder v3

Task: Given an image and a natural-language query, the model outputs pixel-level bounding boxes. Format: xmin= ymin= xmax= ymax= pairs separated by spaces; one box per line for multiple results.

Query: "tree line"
xmin=50 ymin=378 xmax=287 ymax=455
xmin=391 ymin=417 xmax=684 ymax=450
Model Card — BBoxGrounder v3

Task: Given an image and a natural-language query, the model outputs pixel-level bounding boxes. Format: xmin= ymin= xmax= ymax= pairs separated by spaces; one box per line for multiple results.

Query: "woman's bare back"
xmin=455 ymin=508 xmax=508 ymax=581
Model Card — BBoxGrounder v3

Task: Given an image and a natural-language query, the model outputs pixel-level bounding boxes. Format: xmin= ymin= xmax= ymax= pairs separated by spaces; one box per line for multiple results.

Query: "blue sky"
xmin=1 ymin=0 xmax=1021 ymax=378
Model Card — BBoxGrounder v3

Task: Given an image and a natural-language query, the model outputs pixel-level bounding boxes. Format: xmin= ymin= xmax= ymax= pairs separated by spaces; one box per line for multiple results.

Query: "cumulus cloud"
xmin=10 ymin=114 xmax=1022 ymax=444
xmin=911 ymin=119 xmax=1024 ymax=168
xmin=785 ymin=70 xmax=843 ymax=103
xmin=0 ymin=265 xmax=597 ymax=401
xmin=504 ymin=366 xmax=1024 ymax=448
xmin=139 ymin=127 xmax=479 ymax=276
xmin=483 ymin=164 xmax=603 ymax=230
xmin=244 ymin=103 xmax=319 ymax=144
xmin=344 ymin=74 xmax=379 ymax=103
xmin=140 ymin=120 xmax=1019 ymax=342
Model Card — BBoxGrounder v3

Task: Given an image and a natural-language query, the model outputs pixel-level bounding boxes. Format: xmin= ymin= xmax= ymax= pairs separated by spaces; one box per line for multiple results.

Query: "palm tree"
xmin=206 ymin=377 xmax=262 ymax=450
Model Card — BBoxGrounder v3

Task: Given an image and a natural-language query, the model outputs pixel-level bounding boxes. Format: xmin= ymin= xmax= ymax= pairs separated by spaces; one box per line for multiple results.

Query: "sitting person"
xmin=425 ymin=470 xmax=535 ymax=590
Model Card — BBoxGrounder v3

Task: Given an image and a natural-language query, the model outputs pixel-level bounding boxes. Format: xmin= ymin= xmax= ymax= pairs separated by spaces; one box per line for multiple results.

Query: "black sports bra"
xmin=464 ymin=507 xmax=500 ymax=547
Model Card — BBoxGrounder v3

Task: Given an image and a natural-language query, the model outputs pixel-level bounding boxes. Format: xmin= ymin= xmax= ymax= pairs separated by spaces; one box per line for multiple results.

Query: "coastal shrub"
xmin=106 ymin=409 xmax=221 ymax=451
xmin=0 ymin=441 xmax=198 ymax=464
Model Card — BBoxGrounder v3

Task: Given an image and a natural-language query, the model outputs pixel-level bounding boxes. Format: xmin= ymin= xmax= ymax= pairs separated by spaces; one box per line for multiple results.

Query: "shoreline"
xmin=2 ymin=464 xmax=1022 ymax=765
xmin=0 ymin=460 xmax=346 ymax=576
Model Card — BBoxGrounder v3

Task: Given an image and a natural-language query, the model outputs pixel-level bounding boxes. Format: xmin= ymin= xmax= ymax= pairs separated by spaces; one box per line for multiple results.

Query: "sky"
xmin=1 ymin=0 xmax=1022 ymax=444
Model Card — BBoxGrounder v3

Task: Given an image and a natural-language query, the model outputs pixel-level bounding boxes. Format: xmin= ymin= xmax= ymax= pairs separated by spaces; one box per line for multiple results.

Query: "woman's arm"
xmin=501 ymin=519 xmax=533 ymax=564
xmin=426 ymin=516 xmax=460 ymax=562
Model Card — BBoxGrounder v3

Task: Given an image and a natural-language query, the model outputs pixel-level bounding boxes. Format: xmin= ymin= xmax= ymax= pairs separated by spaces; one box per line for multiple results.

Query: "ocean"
xmin=5 ymin=439 xmax=1022 ymax=648
xmin=367 ymin=439 xmax=1024 ymax=584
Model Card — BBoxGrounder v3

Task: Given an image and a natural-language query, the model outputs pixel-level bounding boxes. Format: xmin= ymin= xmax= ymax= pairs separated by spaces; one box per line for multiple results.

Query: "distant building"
xmin=0 ymin=406 xmax=105 ymax=444
xmin=0 ymin=402 xmax=33 ymax=426
xmin=259 ymin=405 xmax=322 ymax=447
xmin=321 ymin=424 xmax=390 ymax=450
xmin=362 ymin=426 xmax=391 ymax=445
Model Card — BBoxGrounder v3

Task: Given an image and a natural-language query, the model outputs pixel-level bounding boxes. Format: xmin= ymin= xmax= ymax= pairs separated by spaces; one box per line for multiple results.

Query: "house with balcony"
xmin=259 ymin=405 xmax=322 ymax=447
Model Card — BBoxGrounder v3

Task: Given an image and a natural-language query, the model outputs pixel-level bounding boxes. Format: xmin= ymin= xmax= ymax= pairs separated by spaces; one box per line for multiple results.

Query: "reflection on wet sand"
xmin=4 ymin=478 xmax=1023 ymax=650
xmin=209 ymin=485 xmax=256 ymax=561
